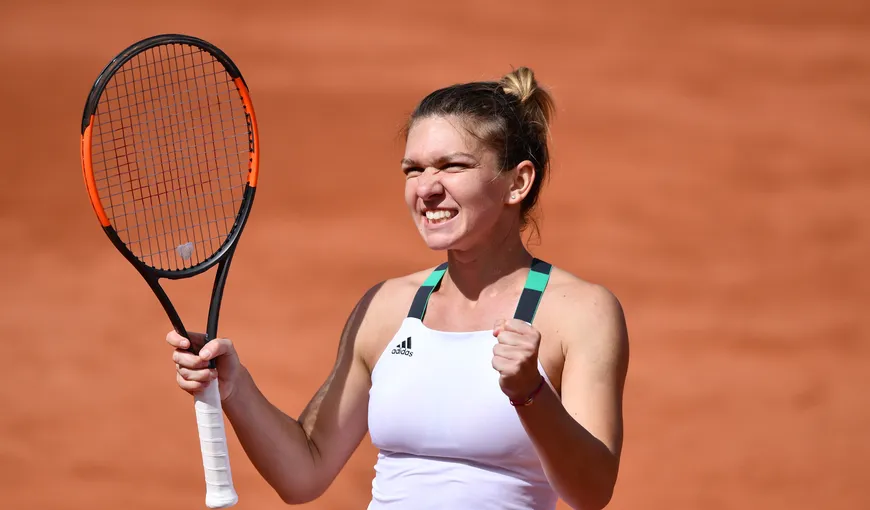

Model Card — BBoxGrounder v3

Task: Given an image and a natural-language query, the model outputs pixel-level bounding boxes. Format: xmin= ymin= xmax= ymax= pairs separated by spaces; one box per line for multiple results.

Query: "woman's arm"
xmin=170 ymin=282 xmax=386 ymax=504
xmin=493 ymin=283 xmax=629 ymax=510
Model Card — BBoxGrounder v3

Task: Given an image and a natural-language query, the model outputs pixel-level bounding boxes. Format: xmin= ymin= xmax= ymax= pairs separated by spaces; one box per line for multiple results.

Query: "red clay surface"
xmin=2 ymin=1 xmax=869 ymax=509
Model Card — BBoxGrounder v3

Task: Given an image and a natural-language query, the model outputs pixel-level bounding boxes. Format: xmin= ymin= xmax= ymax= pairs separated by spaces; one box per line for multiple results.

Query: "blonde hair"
xmin=500 ymin=66 xmax=555 ymax=138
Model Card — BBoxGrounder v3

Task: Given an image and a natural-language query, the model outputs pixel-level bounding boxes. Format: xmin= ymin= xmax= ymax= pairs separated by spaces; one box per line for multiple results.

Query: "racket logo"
xmin=391 ymin=337 xmax=414 ymax=357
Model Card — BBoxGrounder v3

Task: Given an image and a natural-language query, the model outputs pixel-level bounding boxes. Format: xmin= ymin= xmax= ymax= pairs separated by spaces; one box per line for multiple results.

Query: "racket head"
xmin=80 ymin=34 xmax=260 ymax=280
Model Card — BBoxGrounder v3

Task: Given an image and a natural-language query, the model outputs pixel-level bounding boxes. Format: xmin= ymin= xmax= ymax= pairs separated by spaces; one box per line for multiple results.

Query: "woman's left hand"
xmin=492 ymin=318 xmax=544 ymax=403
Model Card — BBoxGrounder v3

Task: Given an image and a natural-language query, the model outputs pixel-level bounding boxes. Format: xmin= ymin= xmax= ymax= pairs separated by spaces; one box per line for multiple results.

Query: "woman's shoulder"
xmin=347 ymin=264 xmax=446 ymax=357
xmin=545 ymin=265 xmax=622 ymax=308
xmin=365 ymin=264 xmax=442 ymax=310
xmin=539 ymin=264 xmax=627 ymax=348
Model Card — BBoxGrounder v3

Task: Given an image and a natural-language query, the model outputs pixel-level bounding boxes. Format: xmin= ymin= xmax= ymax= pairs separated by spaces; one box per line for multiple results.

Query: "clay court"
xmin=2 ymin=1 xmax=868 ymax=509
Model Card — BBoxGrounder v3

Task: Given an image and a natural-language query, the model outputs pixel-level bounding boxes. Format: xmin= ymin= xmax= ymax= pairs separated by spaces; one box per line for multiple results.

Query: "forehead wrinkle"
xmin=401 ymin=151 xmax=479 ymax=167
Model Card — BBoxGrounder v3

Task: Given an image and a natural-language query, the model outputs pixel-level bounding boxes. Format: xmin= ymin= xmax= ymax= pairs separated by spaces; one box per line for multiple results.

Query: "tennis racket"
xmin=79 ymin=34 xmax=260 ymax=508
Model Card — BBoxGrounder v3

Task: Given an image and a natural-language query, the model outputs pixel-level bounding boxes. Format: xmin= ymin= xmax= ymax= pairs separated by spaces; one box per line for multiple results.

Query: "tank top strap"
xmin=512 ymin=258 xmax=553 ymax=324
xmin=407 ymin=258 xmax=554 ymax=323
xmin=407 ymin=262 xmax=449 ymax=320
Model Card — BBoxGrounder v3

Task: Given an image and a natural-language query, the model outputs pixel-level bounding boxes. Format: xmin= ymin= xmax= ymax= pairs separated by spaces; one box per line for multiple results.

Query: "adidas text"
xmin=391 ymin=337 xmax=413 ymax=357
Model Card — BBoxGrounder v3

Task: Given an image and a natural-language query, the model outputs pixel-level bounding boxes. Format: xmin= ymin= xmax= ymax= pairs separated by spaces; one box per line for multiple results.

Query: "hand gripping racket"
xmin=79 ymin=34 xmax=260 ymax=508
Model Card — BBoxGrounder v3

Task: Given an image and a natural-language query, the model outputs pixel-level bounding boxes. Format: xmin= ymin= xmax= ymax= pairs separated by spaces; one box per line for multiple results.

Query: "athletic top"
xmin=366 ymin=259 xmax=559 ymax=510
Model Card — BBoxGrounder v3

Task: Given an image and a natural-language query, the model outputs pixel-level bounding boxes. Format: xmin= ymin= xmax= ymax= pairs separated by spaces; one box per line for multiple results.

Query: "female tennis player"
xmin=168 ymin=66 xmax=629 ymax=510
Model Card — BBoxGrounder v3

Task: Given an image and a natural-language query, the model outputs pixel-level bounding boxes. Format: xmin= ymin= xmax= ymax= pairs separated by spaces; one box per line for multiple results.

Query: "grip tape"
xmin=194 ymin=381 xmax=238 ymax=508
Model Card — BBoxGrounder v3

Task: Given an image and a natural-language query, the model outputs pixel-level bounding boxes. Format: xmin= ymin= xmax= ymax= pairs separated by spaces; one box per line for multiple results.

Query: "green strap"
xmin=406 ymin=262 xmax=448 ymax=319
xmin=512 ymin=258 xmax=552 ymax=324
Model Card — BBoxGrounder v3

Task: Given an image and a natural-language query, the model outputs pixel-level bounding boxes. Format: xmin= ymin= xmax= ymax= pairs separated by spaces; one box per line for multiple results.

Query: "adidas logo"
xmin=391 ymin=337 xmax=413 ymax=357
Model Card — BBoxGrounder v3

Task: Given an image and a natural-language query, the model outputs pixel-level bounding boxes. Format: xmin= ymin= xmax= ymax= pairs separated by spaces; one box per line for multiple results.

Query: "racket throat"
xmin=143 ymin=270 xmax=191 ymax=340
xmin=203 ymin=249 xmax=237 ymax=367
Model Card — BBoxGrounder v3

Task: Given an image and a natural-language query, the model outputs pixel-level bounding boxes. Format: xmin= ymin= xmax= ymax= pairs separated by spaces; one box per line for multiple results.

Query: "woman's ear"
xmin=506 ymin=160 xmax=535 ymax=205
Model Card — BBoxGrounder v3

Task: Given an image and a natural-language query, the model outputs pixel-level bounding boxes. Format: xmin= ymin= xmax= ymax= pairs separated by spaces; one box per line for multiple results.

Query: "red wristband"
xmin=509 ymin=376 xmax=546 ymax=407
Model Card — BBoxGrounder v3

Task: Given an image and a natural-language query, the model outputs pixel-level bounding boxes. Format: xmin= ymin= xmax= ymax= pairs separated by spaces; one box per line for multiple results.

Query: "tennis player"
xmin=168 ymin=66 xmax=629 ymax=510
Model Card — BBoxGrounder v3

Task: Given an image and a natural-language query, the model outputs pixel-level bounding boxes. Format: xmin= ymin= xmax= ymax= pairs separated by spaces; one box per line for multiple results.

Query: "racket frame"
xmin=79 ymin=33 xmax=260 ymax=352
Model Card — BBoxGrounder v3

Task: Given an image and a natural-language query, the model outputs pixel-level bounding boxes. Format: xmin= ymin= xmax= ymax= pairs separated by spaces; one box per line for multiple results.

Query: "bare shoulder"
xmin=538 ymin=266 xmax=629 ymax=359
xmin=356 ymin=266 xmax=437 ymax=329
xmin=349 ymin=265 xmax=444 ymax=372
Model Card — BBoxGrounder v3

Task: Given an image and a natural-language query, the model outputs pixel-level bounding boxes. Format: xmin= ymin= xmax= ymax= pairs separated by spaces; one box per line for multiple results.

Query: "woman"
xmin=168 ymin=67 xmax=629 ymax=510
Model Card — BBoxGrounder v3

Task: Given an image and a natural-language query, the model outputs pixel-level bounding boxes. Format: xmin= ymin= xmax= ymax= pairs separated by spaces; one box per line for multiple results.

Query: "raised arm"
xmin=168 ymin=282 xmax=385 ymax=504
xmin=493 ymin=280 xmax=629 ymax=510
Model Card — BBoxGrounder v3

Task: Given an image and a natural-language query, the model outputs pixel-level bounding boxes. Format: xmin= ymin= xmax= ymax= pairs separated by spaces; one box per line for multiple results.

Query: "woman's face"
xmin=402 ymin=115 xmax=516 ymax=252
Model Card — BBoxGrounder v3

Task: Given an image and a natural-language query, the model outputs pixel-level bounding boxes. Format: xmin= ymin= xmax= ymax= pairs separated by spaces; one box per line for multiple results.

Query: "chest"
xmin=420 ymin=291 xmax=523 ymax=333
xmin=368 ymin=321 xmax=539 ymax=464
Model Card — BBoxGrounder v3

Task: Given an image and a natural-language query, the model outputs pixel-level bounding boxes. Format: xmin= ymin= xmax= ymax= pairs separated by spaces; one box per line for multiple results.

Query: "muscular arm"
xmin=221 ymin=282 xmax=384 ymax=504
xmin=517 ymin=284 xmax=629 ymax=510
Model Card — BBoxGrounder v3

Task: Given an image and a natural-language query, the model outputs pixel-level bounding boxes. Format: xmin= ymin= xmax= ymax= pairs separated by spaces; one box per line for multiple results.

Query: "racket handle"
xmin=195 ymin=380 xmax=239 ymax=508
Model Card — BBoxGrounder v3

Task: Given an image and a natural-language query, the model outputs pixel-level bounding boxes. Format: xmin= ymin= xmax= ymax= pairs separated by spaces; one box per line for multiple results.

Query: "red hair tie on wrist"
xmin=509 ymin=376 xmax=546 ymax=407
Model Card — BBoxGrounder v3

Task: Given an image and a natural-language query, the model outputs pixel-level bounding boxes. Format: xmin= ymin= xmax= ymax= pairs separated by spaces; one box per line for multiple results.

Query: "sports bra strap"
xmin=406 ymin=262 xmax=449 ymax=320
xmin=512 ymin=258 xmax=552 ymax=324
xmin=406 ymin=258 xmax=553 ymax=324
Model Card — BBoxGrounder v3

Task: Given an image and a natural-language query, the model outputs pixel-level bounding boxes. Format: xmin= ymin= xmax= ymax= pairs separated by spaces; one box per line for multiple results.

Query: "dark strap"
xmin=512 ymin=258 xmax=552 ymax=324
xmin=407 ymin=258 xmax=553 ymax=324
xmin=407 ymin=262 xmax=448 ymax=319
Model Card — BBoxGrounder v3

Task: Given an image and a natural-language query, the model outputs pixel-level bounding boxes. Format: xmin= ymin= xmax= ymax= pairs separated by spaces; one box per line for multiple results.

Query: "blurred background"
xmin=1 ymin=0 xmax=868 ymax=508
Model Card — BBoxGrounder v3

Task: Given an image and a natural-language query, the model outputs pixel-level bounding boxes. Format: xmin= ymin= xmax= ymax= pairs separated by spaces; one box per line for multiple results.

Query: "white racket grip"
xmin=195 ymin=380 xmax=239 ymax=508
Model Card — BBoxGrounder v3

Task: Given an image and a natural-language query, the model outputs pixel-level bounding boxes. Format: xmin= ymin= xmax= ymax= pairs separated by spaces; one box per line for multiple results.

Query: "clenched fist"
xmin=492 ymin=318 xmax=545 ymax=404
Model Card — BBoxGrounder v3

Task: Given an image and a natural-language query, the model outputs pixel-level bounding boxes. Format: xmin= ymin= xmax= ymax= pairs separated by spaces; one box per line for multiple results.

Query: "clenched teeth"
xmin=425 ymin=209 xmax=455 ymax=222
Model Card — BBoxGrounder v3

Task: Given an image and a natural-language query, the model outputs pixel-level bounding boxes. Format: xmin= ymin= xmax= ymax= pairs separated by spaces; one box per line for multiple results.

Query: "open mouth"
xmin=423 ymin=208 xmax=458 ymax=226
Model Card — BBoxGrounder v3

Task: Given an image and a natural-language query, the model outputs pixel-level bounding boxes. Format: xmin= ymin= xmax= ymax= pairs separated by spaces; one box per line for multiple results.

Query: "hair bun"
xmin=500 ymin=66 xmax=554 ymax=127
xmin=501 ymin=66 xmax=537 ymax=104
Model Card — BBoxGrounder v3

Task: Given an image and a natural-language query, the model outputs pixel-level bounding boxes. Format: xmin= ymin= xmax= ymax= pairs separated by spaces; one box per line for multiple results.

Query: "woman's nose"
xmin=416 ymin=168 xmax=444 ymax=199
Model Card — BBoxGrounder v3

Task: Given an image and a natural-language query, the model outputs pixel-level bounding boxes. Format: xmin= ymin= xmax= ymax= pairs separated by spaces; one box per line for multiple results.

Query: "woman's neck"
xmin=442 ymin=223 xmax=532 ymax=301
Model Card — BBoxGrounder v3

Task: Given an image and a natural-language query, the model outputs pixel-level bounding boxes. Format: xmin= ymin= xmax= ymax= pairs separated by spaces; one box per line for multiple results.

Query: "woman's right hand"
xmin=166 ymin=330 xmax=244 ymax=402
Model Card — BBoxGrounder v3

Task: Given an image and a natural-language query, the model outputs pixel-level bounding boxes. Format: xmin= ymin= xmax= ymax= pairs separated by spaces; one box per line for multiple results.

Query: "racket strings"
xmin=92 ymin=112 xmax=248 ymax=159
xmin=93 ymin=169 xmax=245 ymax=220
xmin=90 ymin=43 xmax=251 ymax=271
xmin=148 ymin=44 xmax=239 ymax=268
xmin=91 ymin=87 xmax=249 ymax=155
xmin=97 ymin=46 xmax=213 ymax=268
xmin=93 ymin=151 xmax=248 ymax=205
xmin=111 ymin=187 xmax=244 ymax=237
xmin=115 ymin=191 xmax=244 ymax=255
xmin=93 ymin=75 xmax=239 ymax=121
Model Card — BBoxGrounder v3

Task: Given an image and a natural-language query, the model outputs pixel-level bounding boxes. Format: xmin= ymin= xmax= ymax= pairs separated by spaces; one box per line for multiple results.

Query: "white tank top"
xmin=366 ymin=260 xmax=559 ymax=510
